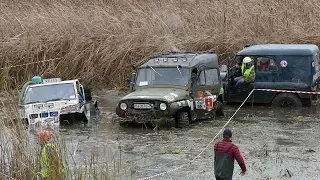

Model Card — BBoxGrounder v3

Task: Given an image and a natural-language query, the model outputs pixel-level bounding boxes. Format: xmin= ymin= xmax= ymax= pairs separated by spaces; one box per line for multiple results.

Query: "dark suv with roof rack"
xmin=115 ymin=51 xmax=225 ymax=128
xmin=221 ymin=44 xmax=320 ymax=107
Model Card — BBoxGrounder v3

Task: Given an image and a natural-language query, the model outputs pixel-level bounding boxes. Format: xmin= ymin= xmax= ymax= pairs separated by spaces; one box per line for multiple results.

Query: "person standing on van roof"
xmin=232 ymin=57 xmax=256 ymax=93
xmin=214 ymin=129 xmax=247 ymax=180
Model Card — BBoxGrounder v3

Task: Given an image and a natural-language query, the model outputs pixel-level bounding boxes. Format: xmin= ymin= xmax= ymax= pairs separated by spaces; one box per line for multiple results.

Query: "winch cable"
xmin=136 ymin=89 xmax=255 ymax=180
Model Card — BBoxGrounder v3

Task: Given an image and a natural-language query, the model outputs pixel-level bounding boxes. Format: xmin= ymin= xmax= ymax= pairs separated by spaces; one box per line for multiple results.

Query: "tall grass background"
xmin=0 ymin=0 xmax=319 ymax=91
xmin=0 ymin=93 xmax=129 ymax=180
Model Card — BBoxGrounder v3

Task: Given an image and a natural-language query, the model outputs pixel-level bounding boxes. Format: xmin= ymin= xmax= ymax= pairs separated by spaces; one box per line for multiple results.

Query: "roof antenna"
xmin=244 ymin=44 xmax=250 ymax=48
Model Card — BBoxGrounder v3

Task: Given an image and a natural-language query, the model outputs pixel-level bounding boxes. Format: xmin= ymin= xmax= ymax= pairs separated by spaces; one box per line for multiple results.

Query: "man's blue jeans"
xmin=232 ymin=76 xmax=245 ymax=93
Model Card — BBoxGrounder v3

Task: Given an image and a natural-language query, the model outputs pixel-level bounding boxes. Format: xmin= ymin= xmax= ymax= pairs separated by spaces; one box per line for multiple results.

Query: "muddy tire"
xmin=215 ymin=101 xmax=225 ymax=116
xmin=302 ymin=98 xmax=312 ymax=107
xmin=77 ymin=112 xmax=88 ymax=123
xmin=60 ymin=114 xmax=75 ymax=124
xmin=175 ymin=111 xmax=190 ymax=128
xmin=272 ymin=93 xmax=302 ymax=107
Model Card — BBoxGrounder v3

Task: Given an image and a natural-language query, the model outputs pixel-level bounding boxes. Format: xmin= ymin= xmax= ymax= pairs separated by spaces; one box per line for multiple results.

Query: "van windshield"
xmin=136 ymin=67 xmax=190 ymax=86
xmin=23 ymin=83 xmax=76 ymax=104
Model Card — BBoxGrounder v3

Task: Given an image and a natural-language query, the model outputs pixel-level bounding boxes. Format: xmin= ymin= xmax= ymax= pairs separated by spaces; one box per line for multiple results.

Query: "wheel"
xmin=271 ymin=93 xmax=302 ymax=107
xmin=60 ymin=114 xmax=74 ymax=124
xmin=175 ymin=111 xmax=190 ymax=128
xmin=215 ymin=101 xmax=225 ymax=116
xmin=77 ymin=112 xmax=88 ymax=123
xmin=302 ymin=98 xmax=312 ymax=107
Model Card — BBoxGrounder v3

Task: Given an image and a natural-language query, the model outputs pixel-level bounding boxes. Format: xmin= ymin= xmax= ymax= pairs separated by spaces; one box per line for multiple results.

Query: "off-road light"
xmin=159 ymin=103 xmax=167 ymax=110
xmin=120 ymin=102 xmax=128 ymax=110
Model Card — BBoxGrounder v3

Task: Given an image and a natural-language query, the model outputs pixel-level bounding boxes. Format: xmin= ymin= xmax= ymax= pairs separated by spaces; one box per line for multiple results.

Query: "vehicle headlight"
xmin=159 ymin=103 xmax=167 ymax=110
xmin=120 ymin=102 xmax=128 ymax=110
xmin=60 ymin=104 xmax=78 ymax=114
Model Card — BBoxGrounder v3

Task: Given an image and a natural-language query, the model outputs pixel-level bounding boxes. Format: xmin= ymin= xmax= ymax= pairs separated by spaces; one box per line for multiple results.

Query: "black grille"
xmin=129 ymin=100 xmax=167 ymax=110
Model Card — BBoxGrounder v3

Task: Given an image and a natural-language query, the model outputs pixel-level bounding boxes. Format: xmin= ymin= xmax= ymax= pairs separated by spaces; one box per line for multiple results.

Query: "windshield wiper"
xmin=149 ymin=66 xmax=162 ymax=76
xmin=24 ymin=101 xmax=41 ymax=104
xmin=176 ymin=65 xmax=185 ymax=81
xmin=45 ymin=98 xmax=69 ymax=103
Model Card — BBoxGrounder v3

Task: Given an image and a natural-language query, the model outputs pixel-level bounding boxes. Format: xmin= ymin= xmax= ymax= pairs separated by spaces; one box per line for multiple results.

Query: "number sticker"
xmin=280 ymin=60 xmax=288 ymax=68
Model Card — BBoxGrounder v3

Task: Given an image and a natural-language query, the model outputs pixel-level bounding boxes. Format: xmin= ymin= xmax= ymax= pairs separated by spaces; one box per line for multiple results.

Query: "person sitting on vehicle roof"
xmin=232 ymin=57 xmax=255 ymax=93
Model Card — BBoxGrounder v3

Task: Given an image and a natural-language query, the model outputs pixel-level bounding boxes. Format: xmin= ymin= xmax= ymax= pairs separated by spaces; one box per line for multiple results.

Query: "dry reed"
xmin=0 ymin=93 xmax=127 ymax=179
xmin=1 ymin=0 xmax=320 ymax=90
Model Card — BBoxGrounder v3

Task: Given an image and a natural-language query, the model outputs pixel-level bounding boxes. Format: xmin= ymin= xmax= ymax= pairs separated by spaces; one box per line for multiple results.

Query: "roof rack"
xmin=133 ymin=50 xmax=216 ymax=68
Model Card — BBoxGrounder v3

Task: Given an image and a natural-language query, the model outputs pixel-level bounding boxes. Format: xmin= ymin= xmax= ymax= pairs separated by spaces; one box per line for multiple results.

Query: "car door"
xmin=192 ymin=68 xmax=220 ymax=118
xmin=253 ymin=56 xmax=279 ymax=103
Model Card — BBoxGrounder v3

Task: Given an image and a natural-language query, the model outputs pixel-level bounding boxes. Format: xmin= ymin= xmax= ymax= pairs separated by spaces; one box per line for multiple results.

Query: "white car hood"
xmin=23 ymin=100 xmax=77 ymax=115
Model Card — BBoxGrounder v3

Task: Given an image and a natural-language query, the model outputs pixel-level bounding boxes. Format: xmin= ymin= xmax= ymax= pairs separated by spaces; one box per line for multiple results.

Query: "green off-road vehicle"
xmin=115 ymin=51 xmax=225 ymax=128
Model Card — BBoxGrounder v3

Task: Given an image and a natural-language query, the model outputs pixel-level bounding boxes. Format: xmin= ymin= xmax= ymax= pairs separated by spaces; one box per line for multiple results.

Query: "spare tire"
xmin=215 ymin=101 xmax=225 ymax=116
xmin=271 ymin=93 xmax=302 ymax=107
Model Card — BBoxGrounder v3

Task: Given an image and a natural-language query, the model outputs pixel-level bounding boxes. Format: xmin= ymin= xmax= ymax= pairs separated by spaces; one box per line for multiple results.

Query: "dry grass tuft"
xmin=1 ymin=0 xmax=320 ymax=90
xmin=0 ymin=94 xmax=126 ymax=179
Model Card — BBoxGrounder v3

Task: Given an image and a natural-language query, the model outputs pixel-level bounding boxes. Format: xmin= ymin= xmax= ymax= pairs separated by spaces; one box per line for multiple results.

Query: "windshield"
xmin=136 ymin=67 xmax=190 ymax=86
xmin=23 ymin=83 xmax=76 ymax=104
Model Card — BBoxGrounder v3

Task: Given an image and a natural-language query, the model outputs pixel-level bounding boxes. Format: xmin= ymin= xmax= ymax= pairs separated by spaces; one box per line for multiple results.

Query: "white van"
xmin=18 ymin=78 xmax=91 ymax=127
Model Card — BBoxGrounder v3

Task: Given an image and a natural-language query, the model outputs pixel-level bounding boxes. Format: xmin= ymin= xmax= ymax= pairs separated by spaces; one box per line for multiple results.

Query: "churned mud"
xmin=2 ymin=90 xmax=320 ymax=179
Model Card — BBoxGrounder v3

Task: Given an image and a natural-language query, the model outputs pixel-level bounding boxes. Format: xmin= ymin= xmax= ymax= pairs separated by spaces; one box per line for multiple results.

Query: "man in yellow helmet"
xmin=232 ymin=57 xmax=255 ymax=93
xmin=37 ymin=129 xmax=64 ymax=179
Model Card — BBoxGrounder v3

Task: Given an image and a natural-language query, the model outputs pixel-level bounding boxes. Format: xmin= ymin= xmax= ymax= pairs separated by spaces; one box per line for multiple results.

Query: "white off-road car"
xmin=18 ymin=77 xmax=94 ymax=127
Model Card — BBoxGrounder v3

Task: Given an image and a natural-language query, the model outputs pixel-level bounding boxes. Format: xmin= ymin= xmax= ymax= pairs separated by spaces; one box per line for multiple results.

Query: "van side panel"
xmin=276 ymin=55 xmax=312 ymax=87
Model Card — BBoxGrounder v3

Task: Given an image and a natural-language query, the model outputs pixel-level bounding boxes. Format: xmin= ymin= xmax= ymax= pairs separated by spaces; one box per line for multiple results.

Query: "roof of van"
xmin=29 ymin=80 xmax=78 ymax=88
xmin=237 ymin=44 xmax=319 ymax=56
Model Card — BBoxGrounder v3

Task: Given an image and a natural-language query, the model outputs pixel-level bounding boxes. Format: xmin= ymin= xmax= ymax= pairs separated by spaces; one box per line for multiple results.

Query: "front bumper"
xmin=27 ymin=116 xmax=60 ymax=127
xmin=116 ymin=107 xmax=173 ymax=122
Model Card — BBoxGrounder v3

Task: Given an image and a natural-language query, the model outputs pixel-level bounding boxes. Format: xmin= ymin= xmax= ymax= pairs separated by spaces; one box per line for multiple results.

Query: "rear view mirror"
xmin=220 ymin=65 xmax=227 ymax=72
xmin=128 ymin=71 xmax=136 ymax=92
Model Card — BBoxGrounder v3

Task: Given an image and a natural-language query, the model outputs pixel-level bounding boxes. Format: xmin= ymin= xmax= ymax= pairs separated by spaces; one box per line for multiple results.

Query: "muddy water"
xmin=4 ymin=90 xmax=320 ymax=180
xmin=55 ymin=91 xmax=320 ymax=180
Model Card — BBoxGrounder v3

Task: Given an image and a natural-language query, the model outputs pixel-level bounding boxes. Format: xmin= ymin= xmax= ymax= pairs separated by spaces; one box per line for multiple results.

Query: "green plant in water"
xmin=151 ymin=118 xmax=171 ymax=131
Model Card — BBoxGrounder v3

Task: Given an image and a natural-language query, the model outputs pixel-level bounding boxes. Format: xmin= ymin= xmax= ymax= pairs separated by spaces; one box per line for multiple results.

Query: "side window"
xmin=197 ymin=69 xmax=219 ymax=85
xmin=76 ymin=82 xmax=80 ymax=93
xmin=256 ymin=57 xmax=278 ymax=72
xmin=80 ymin=86 xmax=84 ymax=94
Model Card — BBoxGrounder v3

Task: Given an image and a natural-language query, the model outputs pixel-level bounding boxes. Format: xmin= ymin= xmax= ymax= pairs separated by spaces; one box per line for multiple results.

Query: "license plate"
xmin=50 ymin=111 xmax=58 ymax=117
xmin=133 ymin=104 xmax=152 ymax=109
xmin=40 ymin=113 xmax=49 ymax=118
